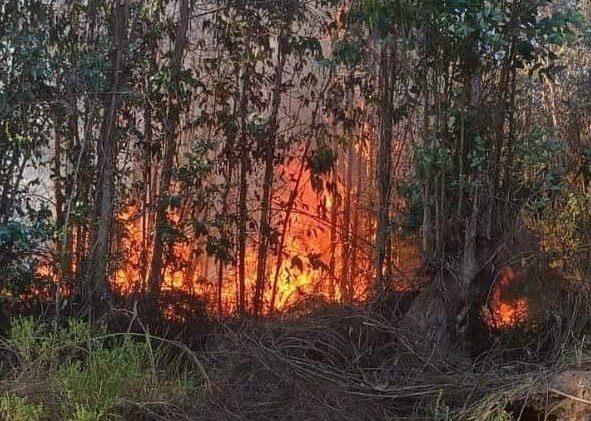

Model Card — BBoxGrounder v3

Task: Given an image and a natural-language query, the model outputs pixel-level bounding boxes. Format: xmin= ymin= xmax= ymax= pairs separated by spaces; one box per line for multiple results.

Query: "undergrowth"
xmin=0 ymin=393 xmax=44 ymax=421
xmin=1 ymin=303 xmax=591 ymax=420
xmin=0 ymin=317 xmax=204 ymax=420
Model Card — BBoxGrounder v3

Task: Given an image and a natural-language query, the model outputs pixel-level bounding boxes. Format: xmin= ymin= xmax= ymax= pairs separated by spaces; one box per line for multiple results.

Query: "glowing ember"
xmin=484 ymin=267 xmax=528 ymax=329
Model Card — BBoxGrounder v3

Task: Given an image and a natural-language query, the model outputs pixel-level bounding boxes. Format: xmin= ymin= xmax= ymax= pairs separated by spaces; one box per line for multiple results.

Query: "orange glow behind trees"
xmin=110 ymin=163 xmax=372 ymax=316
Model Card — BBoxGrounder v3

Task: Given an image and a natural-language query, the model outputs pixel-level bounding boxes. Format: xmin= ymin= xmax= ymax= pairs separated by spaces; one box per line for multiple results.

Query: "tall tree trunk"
xmin=253 ymin=33 xmax=287 ymax=317
xmin=349 ymin=134 xmax=364 ymax=304
xmin=340 ymin=72 xmax=355 ymax=302
xmin=460 ymin=26 xmax=482 ymax=290
xmin=53 ymin=116 xmax=64 ymax=323
xmin=269 ymin=140 xmax=311 ymax=312
xmin=141 ymin=39 xmax=158 ymax=292
xmin=141 ymin=101 xmax=153 ymax=291
xmin=148 ymin=0 xmax=192 ymax=306
xmin=374 ymin=40 xmax=394 ymax=295
xmin=237 ymin=69 xmax=250 ymax=317
xmin=541 ymin=75 xmax=559 ymax=130
xmin=53 ymin=119 xmax=65 ymax=237
xmin=340 ymin=142 xmax=354 ymax=302
xmin=83 ymin=0 xmax=129 ymax=320
xmin=63 ymin=111 xmax=82 ymax=283
xmin=422 ymin=74 xmax=433 ymax=259
xmin=328 ymin=139 xmax=339 ymax=301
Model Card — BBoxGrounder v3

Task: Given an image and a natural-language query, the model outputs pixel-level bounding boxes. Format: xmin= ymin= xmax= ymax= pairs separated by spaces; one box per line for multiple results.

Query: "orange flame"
xmin=113 ymin=204 xmax=143 ymax=294
xmin=107 ymin=160 xmax=371 ymax=316
xmin=484 ymin=267 xmax=528 ymax=329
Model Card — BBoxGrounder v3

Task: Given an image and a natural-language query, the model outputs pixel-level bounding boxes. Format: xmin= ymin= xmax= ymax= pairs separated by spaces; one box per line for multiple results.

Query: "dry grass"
xmin=2 ymin=290 xmax=591 ymax=420
xmin=194 ymin=301 xmax=591 ymax=420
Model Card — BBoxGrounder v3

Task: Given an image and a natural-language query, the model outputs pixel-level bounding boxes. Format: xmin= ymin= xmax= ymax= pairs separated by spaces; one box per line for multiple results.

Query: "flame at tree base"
xmin=482 ymin=267 xmax=529 ymax=330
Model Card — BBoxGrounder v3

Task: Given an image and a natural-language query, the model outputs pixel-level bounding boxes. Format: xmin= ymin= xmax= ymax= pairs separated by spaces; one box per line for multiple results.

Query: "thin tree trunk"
xmin=0 ymin=150 xmax=19 ymax=223
xmin=141 ymin=39 xmax=157 ymax=292
xmin=54 ymin=120 xmax=65 ymax=236
xmin=53 ymin=117 xmax=64 ymax=323
xmin=217 ymin=260 xmax=224 ymax=316
xmin=422 ymin=71 xmax=432 ymax=259
xmin=374 ymin=40 xmax=394 ymax=295
xmin=237 ymin=69 xmax=250 ymax=317
xmin=460 ymin=25 xmax=482 ymax=288
xmin=328 ymin=139 xmax=339 ymax=301
xmin=63 ymin=111 xmax=83 ymax=283
xmin=83 ymin=0 xmax=129 ymax=320
xmin=269 ymin=140 xmax=310 ymax=313
xmin=542 ymin=75 xmax=559 ymax=130
xmin=253 ymin=33 xmax=288 ymax=317
xmin=340 ymin=74 xmax=355 ymax=303
xmin=141 ymin=101 xmax=152 ymax=291
xmin=148 ymin=0 xmax=192 ymax=306
xmin=349 ymin=128 xmax=364 ymax=304
xmin=269 ymin=79 xmax=329 ymax=312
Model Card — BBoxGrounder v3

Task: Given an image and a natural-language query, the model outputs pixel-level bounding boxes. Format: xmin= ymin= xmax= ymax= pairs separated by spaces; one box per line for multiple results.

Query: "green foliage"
xmin=0 ymin=0 xmax=54 ymax=221
xmin=0 ymin=211 xmax=53 ymax=297
xmin=308 ymin=146 xmax=336 ymax=175
xmin=9 ymin=317 xmax=47 ymax=364
xmin=58 ymin=337 xmax=150 ymax=419
xmin=331 ymin=39 xmax=363 ymax=66
xmin=6 ymin=318 xmax=193 ymax=420
xmin=68 ymin=406 xmax=103 ymax=421
xmin=397 ymin=182 xmax=423 ymax=236
xmin=205 ymin=232 xmax=234 ymax=264
xmin=178 ymin=141 xmax=216 ymax=188
xmin=465 ymin=396 xmax=512 ymax=421
xmin=541 ymin=192 xmax=590 ymax=259
xmin=467 ymin=136 xmax=490 ymax=173
xmin=538 ymin=7 xmax=582 ymax=46
xmin=401 ymin=1 xmax=580 ymax=256
xmin=0 ymin=394 xmax=44 ymax=421
xmin=357 ymin=0 xmax=416 ymax=37
xmin=513 ymin=127 xmax=567 ymax=214
xmin=417 ymin=143 xmax=452 ymax=174
xmin=10 ymin=317 xmax=94 ymax=365
xmin=308 ymin=145 xmax=337 ymax=192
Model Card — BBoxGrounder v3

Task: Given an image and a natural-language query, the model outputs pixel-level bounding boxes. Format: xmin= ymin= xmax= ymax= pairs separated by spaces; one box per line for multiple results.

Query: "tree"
xmin=82 ymin=0 xmax=131 ymax=319
xmin=345 ymin=0 xmax=579 ymax=351
xmin=147 ymin=0 xmax=194 ymax=309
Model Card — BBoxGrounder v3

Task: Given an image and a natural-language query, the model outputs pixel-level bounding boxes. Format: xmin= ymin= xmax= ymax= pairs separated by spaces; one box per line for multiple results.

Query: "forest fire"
xmin=113 ymin=205 xmax=142 ymax=295
xmin=3 ymin=0 xmax=589 ymax=418
xmin=483 ymin=267 xmax=528 ymax=329
xmin=109 ymin=162 xmax=370 ymax=316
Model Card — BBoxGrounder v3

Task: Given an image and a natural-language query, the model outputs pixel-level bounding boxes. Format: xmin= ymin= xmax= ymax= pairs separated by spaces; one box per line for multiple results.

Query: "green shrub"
xmin=68 ymin=405 xmax=104 ymax=421
xmin=9 ymin=317 xmax=94 ymax=366
xmin=0 ymin=394 xmax=44 ymax=421
xmin=9 ymin=317 xmax=46 ymax=364
xmin=58 ymin=337 xmax=152 ymax=419
xmin=5 ymin=318 xmax=195 ymax=419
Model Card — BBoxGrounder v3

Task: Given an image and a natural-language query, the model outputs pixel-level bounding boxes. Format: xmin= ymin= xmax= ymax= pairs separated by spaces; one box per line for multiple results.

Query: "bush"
xmin=0 ymin=214 xmax=53 ymax=299
xmin=58 ymin=337 xmax=151 ymax=418
xmin=3 ymin=317 xmax=198 ymax=420
xmin=9 ymin=318 xmax=93 ymax=366
xmin=0 ymin=394 xmax=44 ymax=421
